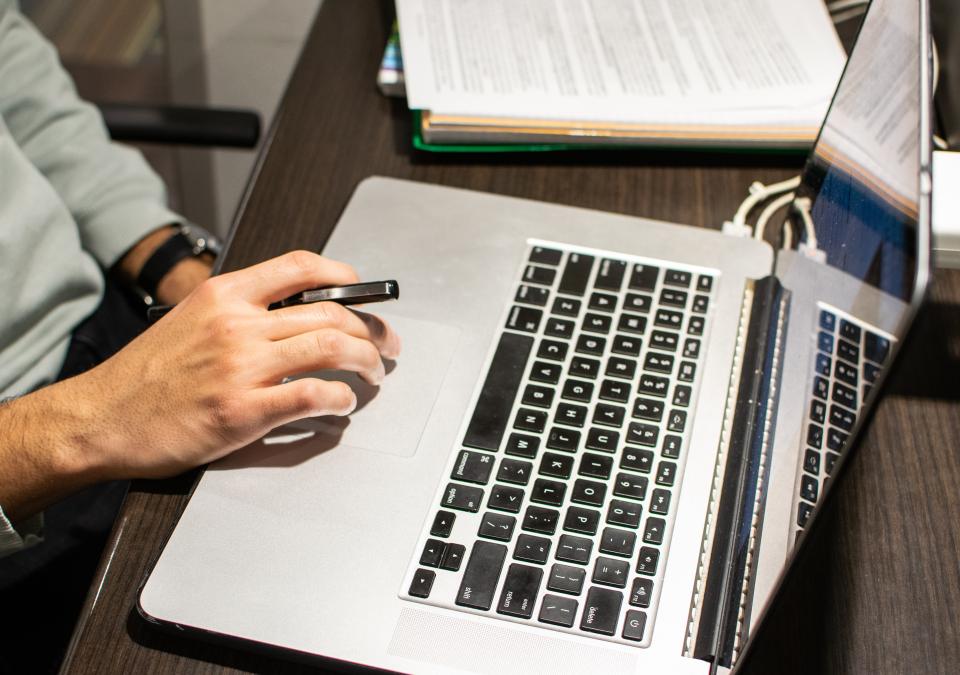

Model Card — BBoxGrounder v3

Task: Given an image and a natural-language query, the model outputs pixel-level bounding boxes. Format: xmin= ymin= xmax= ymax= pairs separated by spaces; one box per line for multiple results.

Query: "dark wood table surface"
xmin=61 ymin=2 xmax=960 ymax=673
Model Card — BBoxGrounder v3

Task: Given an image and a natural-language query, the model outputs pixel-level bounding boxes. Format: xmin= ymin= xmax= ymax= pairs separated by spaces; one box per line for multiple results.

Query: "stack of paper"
xmin=395 ymin=0 xmax=847 ymax=150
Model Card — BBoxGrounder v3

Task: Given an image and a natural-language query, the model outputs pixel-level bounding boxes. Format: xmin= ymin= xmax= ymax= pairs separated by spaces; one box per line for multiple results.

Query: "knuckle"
xmin=285 ymin=249 xmax=319 ymax=274
xmin=315 ymin=301 xmax=347 ymax=326
xmin=313 ymin=330 xmax=343 ymax=359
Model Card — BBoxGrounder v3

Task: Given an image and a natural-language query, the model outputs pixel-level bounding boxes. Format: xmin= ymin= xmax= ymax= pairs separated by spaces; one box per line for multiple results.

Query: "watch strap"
xmin=137 ymin=231 xmax=196 ymax=301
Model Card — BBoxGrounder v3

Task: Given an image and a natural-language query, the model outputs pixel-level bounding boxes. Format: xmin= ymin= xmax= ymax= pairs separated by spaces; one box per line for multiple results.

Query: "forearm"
xmin=114 ymin=225 xmax=215 ymax=305
xmin=0 ymin=379 xmax=110 ymax=522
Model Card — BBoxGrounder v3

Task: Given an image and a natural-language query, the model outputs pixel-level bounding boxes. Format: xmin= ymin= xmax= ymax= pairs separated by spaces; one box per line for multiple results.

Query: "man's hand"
xmin=0 ymin=251 xmax=400 ymax=521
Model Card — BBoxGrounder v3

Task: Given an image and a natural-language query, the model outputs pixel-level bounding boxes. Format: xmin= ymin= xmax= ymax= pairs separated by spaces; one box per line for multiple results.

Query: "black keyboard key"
xmin=810 ymin=400 xmax=827 ymax=424
xmin=618 ymin=314 xmax=647 ymax=335
xmin=815 ymin=352 xmax=832 ymax=376
xmin=451 ymin=450 xmax=496 ymax=485
xmin=801 ymin=474 xmax=819 ymax=502
xmin=839 ymin=319 xmax=861 ymax=343
xmin=514 ymin=408 xmax=547 ymax=433
xmin=515 ymin=285 xmax=549 ymax=307
xmin=497 ymin=458 xmax=533 ymax=485
xmin=587 ymin=427 xmax=620 ymax=453
xmin=654 ymin=308 xmax=683 ymax=329
xmin=505 ymin=432 xmax=540 ymax=459
xmin=600 ymin=527 xmax=637 ymax=557
xmin=497 ymin=563 xmax=543 ymax=619
xmin=624 ymin=293 xmax=652 ymax=314
xmin=430 ymin=511 xmax=456 ymax=538
xmin=506 ymin=305 xmax=543 ymax=333
xmin=571 ymin=479 xmax=607 ymax=507
xmin=662 ymin=435 xmax=682 ymax=459
xmin=514 ymin=534 xmax=551 ymax=564
xmin=642 ymin=517 xmax=666 ymax=545
xmin=830 ymin=405 xmax=856 ymax=431
xmin=420 ymin=539 xmax=446 ymax=567
xmin=530 ymin=246 xmax=563 ymax=266
xmin=488 ymin=484 xmax=525 ymax=513
xmin=555 ymin=402 xmax=588 ymax=428
xmin=834 ymin=360 xmax=859 ymax=387
xmin=804 ymin=448 xmax=821 ymax=475
xmin=678 ymin=361 xmax=696 ymax=382
xmin=522 ymin=383 xmax=555 ymax=409
xmin=636 ymin=547 xmax=660 ymax=575
xmin=607 ymin=499 xmax=643 ymax=529
xmin=650 ymin=489 xmax=671 ymax=515
xmin=682 ymin=338 xmax=701 ymax=359
xmin=575 ymin=334 xmax=606 ymax=356
xmin=837 ymin=339 xmax=860 ymax=364
xmin=540 ymin=452 xmax=575 ymax=479
xmin=531 ymin=479 xmax=566 ymax=506
xmin=599 ymin=379 xmax=631 ymax=403
xmin=825 ymin=451 xmax=840 ymax=475
xmin=650 ymin=330 xmax=679 ymax=352
xmin=592 ymin=557 xmax=630 ymax=588
xmin=660 ymin=288 xmax=688 ymax=308
xmin=561 ymin=378 xmax=593 ymax=403
xmin=570 ymin=357 xmax=601 ymax=379
xmin=523 ymin=265 xmax=556 ymax=286
xmin=546 ymin=427 xmax=580 ymax=452
xmin=581 ymin=587 xmax=624 ymax=635
xmin=643 ymin=352 xmax=675 ymax=374
xmin=593 ymin=403 xmax=626 ymax=428
xmin=537 ymin=339 xmax=568 ymax=362
xmin=409 ymin=568 xmax=436 ymax=599
xmin=633 ymin=397 xmax=665 ymax=421
xmin=819 ymin=309 xmax=836 ymax=332
xmin=629 ymin=578 xmax=654 ymax=608
xmin=441 ymin=543 xmax=467 ymax=571
xmin=456 ymin=541 xmax=507 ymax=610
xmin=826 ymin=428 xmax=848 ymax=452
xmin=582 ymin=313 xmax=612 ymax=335
xmin=629 ymin=264 xmax=659 ymax=291
xmin=865 ymin=331 xmax=890 ymax=363
xmin=831 ymin=382 xmax=856 ymax=410
xmin=558 ymin=253 xmax=595 ymax=296
xmin=655 ymin=461 xmax=676 ymax=486
xmin=664 ymin=269 xmax=692 ymax=287
xmin=530 ymin=361 xmax=562 ymax=384
xmin=621 ymin=447 xmax=655 ymax=473
xmin=797 ymin=502 xmax=813 ymax=528
xmin=613 ymin=473 xmax=648 ymax=500
xmin=692 ymin=295 xmax=709 ymax=314
xmin=595 ymin=258 xmax=627 ymax=291
xmin=522 ymin=506 xmax=560 ymax=535
xmin=807 ymin=424 xmax=823 ymax=449
xmin=551 ymin=296 xmax=581 ymax=317
xmin=626 ymin=423 xmax=659 ymax=448
xmin=442 ymin=483 xmax=484 ymax=512
xmin=588 ymin=291 xmax=617 ymax=313
xmin=579 ymin=453 xmax=614 ymax=479
xmin=687 ymin=316 xmax=705 ymax=336
xmin=564 ymin=506 xmax=601 ymax=535
xmin=818 ymin=330 xmax=834 ymax=354
xmin=672 ymin=385 xmax=692 ymax=408
xmin=463 ymin=332 xmax=533 ymax=452
xmin=638 ymin=374 xmax=670 ymax=397
xmin=547 ymin=563 xmax=587 ymax=595
xmin=479 ymin=512 xmax=517 ymax=541
xmin=544 ymin=317 xmax=575 ymax=339
xmin=864 ymin=362 xmax=880 ymax=383
xmin=557 ymin=534 xmax=593 ymax=565
xmin=605 ymin=356 xmax=637 ymax=380
xmin=623 ymin=610 xmax=648 ymax=642
xmin=813 ymin=376 xmax=829 ymax=400
xmin=697 ymin=275 xmax=714 ymax=292
xmin=539 ymin=594 xmax=579 ymax=627
xmin=612 ymin=334 xmax=642 ymax=356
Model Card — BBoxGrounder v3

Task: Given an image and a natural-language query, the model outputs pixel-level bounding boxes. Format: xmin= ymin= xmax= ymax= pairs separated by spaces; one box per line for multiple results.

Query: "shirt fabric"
xmin=0 ymin=0 xmax=183 ymax=556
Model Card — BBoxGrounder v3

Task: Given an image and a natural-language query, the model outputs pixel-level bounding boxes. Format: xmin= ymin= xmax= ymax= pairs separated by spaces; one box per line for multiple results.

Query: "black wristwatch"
xmin=136 ymin=224 xmax=222 ymax=305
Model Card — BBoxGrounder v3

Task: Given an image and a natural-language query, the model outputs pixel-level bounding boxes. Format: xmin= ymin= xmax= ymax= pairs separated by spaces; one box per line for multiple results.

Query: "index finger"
xmin=220 ymin=250 xmax=360 ymax=306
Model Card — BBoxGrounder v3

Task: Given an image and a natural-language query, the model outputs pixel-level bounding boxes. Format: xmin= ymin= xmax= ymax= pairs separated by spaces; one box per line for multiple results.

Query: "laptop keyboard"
xmin=793 ymin=305 xmax=893 ymax=534
xmin=402 ymin=241 xmax=717 ymax=647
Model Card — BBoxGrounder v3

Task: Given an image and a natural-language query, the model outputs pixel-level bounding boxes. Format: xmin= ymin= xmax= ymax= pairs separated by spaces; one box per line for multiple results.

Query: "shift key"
xmin=456 ymin=541 xmax=508 ymax=610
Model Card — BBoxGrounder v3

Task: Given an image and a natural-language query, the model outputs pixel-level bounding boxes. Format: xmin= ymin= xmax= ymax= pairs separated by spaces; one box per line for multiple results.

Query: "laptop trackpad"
xmin=285 ymin=314 xmax=460 ymax=458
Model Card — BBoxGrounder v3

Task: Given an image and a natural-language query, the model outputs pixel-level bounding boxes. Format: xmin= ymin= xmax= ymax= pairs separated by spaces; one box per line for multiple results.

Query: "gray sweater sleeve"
xmin=0 ymin=0 xmax=182 ymax=267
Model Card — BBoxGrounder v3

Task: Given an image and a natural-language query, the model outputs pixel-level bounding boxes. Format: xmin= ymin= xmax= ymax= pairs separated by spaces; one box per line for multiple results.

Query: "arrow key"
xmin=538 ymin=594 xmax=579 ymax=628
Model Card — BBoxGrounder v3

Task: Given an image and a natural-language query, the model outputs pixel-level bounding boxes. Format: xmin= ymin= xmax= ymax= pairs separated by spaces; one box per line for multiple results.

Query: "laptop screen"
xmin=791 ymin=0 xmax=925 ymax=302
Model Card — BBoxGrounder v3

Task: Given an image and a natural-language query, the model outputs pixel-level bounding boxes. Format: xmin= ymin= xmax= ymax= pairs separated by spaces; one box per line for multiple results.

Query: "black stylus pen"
xmin=146 ymin=280 xmax=399 ymax=323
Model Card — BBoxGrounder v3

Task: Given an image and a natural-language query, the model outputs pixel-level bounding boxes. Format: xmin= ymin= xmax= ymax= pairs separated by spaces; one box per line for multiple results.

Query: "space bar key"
xmin=462 ymin=331 xmax=534 ymax=452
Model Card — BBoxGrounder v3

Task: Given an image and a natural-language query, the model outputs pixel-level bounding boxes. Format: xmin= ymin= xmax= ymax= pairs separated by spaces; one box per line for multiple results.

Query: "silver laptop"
xmin=139 ymin=0 xmax=932 ymax=672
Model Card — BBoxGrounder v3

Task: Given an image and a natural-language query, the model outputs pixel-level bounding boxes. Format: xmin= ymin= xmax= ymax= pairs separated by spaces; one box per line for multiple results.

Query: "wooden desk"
xmin=62 ymin=2 xmax=960 ymax=673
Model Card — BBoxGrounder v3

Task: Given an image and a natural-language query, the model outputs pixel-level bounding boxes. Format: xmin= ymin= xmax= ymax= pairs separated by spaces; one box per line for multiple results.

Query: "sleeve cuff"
xmin=0 ymin=505 xmax=43 ymax=559
xmin=81 ymin=195 xmax=184 ymax=269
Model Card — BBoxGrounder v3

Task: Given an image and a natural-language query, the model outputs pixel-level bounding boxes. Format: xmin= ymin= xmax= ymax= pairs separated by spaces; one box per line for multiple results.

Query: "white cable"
xmin=730 ymin=176 xmax=802 ymax=234
xmin=753 ymin=191 xmax=795 ymax=242
xmin=832 ymin=7 xmax=866 ymax=24
xmin=793 ymin=196 xmax=826 ymax=263
xmin=827 ymin=0 xmax=868 ymax=11
xmin=782 ymin=218 xmax=794 ymax=250
xmin=934 ymin=135 xmax=949 ymax=150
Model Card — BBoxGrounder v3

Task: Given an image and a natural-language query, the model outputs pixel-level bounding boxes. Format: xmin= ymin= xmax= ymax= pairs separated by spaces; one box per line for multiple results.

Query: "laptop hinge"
xmin=690 ymin=275 xmax=790 ymax=670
